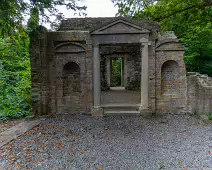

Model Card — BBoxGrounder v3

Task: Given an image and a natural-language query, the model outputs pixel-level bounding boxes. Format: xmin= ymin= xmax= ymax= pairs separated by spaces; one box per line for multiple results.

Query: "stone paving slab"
xmin=0 ymin=119 xmax=41 ymax=148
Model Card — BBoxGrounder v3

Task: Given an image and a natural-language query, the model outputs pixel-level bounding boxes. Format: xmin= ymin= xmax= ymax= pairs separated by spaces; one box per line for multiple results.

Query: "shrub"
xmin=208 ymin=113 xmax=212 ymax=120
xmin=0 ymin=33 xmax=32 ymax=121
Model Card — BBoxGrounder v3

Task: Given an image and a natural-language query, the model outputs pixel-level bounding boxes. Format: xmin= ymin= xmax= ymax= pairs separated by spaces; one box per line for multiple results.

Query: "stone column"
xmin=106 ymin=57 xmax=111 ymax=87
xmin=140 ymin=38 xmax=151 ymax=116
xmin=91 ymin=44 xmax=103 ymax=116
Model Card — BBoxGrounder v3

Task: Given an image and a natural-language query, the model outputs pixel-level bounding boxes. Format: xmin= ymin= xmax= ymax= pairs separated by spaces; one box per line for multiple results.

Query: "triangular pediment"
xmin=91 ymin=20 xmax=150 ymax=35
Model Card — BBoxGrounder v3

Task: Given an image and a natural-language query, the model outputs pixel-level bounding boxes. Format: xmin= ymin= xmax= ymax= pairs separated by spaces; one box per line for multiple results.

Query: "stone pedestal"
xmin=91 ymin=107 xmax=104 ymax=117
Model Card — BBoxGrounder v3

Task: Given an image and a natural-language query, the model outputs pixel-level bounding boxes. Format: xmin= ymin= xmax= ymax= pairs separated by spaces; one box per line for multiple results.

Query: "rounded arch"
xmin=55 ymin=42 xmax=86 ymax=52
xmin=63 ymin=62 xmax=81 ymax=95
xmin=156 ymin=39 xmax=179 ymax=49
xmin=161 ymin=60 xmax=180 ymax=95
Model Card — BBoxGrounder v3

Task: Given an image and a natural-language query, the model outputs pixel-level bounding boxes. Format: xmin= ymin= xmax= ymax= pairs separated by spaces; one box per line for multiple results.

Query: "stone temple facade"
xmin=30 ymin=17 xmax=212 ymax=117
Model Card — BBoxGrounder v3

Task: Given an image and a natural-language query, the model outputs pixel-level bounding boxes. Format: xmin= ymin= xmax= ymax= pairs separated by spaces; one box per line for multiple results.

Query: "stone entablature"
xmin=30 ymin=17 xmax=211 ymax=117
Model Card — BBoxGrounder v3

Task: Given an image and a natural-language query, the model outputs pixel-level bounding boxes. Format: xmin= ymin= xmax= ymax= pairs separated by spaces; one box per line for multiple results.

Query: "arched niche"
xmin=63 ymin=62 xmax=81 ymax=96
xmin=161 ymin=60 xmax=180 ymax=97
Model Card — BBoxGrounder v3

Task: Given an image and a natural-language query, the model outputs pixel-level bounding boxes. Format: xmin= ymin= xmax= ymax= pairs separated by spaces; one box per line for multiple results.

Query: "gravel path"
xmin=0 ymin=114 xmax=212 ymax=170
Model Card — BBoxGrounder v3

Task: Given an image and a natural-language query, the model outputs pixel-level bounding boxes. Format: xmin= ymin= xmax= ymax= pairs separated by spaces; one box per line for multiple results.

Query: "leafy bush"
xmin=111 ymin=57 xmax=122 ymax=87
xmin=0 ymin=32 xmax=32 ymax=121
xmin=208 ymin=113 xmax=212 ymax=120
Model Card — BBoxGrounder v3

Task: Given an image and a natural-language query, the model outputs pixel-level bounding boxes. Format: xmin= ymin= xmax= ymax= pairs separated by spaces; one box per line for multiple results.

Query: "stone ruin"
xmin=30 ymin=17 xmax=212 ymax=117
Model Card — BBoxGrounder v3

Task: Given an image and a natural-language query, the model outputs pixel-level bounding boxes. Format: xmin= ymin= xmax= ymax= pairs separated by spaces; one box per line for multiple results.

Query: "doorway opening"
xmin=110 ymin=57 xmax=124 ymax=88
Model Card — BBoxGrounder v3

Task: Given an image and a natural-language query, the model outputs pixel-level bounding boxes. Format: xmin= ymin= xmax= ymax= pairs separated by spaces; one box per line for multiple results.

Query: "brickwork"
xmin=187 ymin=73 xmax=212 ymax=115
xmin=100 ymin=45 xmax=141 ymax=90
xmin=30 ymin=26 xmax=49 ymax=116
xmin=155 ymin=34 xmax=187 ymax=114
xmin=30 ymin=18 xmax=212 ymax=117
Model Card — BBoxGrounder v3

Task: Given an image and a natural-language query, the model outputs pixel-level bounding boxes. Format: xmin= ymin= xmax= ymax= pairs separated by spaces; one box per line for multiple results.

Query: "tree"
xmin=113 ymin=0 xmax=212 ymax=35
xmin=0 ymin=0 xmax=86 ymax=36
xmin=112 ymin=0 xmax=212 ymax=76
xmin=0 ymin=0 xmax=86 ymax=120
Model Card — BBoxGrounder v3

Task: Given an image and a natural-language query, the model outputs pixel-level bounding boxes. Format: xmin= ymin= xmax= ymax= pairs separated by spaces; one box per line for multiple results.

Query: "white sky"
xmin=44 ymin=0 xmax=117 ymax=29
xmin=59 ymin=0 xmax=118 ymax=18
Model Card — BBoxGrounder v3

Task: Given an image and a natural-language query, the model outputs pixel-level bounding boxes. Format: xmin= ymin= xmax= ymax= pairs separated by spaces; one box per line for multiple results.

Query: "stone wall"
xmin=187 ymin=73 xmax=212 ymax=115
xmin=30 ymin=29 xmax=93 ymax=116
xmin=30 ymin=26 xmax=49 ymax=116
xmin=59 ymin=17 xmax=160 ymax=32
xmin=100 ymin=45 xmax=141 ymax=90
xmin=48 ymin=32 xmax=93 ymax=114
xmin=31 ymin=19 xmax=205 ymax=117
xmin=155 ymin=35 xmax=187 ymax=114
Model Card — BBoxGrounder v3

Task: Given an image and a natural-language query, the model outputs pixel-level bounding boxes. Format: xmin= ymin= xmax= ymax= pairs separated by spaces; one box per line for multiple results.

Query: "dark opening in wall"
xmin=63 ymin=62 xmax=80 ymax=96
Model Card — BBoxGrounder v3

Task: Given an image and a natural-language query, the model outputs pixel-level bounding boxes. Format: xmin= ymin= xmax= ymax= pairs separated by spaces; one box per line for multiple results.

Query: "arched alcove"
xmin=63 ymin=62 xmax=81 ymax=96
xmin=161 ymin=60 xmax=180 ymax=96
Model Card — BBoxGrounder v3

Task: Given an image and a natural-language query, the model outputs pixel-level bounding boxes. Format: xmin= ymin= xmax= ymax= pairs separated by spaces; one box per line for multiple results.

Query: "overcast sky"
xmin=43 ymin=0 xmax=118 ymax=29
xmin=59 ymin=0 xmax=118 ymax=18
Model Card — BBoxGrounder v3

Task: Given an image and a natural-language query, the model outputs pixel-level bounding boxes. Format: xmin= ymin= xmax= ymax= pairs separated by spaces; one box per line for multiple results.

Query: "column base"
xmin=139 ymin=106 xmax=152 ymax=118
xmin=91 ymin=107 xmax=104 ymax=117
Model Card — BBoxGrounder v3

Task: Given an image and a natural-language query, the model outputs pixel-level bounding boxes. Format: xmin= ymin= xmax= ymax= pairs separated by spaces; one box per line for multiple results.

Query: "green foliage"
xmin=182 ymin=23 xmax=212 ymax=76
xmin=208 ymin=113 xmax=212 ymax=120
xmin=0 ymin=0 xmax=86 ymax=36
xmin=0 ymin=0 xmax=87 ymax=121
xmin=111 ymin=57 xmax=122 ymax=87
xmin=0 ymin=31 xmax=31 ymax=121
xmin=112 ymin=0 xmax=212 ymax=76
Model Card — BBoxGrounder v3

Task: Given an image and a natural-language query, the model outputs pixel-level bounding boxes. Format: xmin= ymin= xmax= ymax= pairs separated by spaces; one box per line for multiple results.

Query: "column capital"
xmin=140 ymin=38 xmax=151 ymax=46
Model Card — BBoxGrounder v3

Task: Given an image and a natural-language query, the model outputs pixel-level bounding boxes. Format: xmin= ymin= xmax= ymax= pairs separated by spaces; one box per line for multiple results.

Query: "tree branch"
xmin=154 ymin=2 xmax=212 ymax=21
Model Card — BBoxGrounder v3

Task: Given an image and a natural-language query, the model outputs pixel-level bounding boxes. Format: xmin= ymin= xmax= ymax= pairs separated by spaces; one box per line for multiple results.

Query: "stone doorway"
xmin=110 ymin=56 xmax=124 ymax=89
xmin=100 ymin=45 xmax=142 ymax=115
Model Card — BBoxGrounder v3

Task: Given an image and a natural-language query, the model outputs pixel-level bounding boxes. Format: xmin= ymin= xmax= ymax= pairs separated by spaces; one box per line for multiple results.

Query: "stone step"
xmin=102 ymin=104 xmax=140 ymax=116
xmin=104 ymin=110 xmax=140 ymax=116
xmin=104 ymin=107 xmax=139 ymax=112
xmin=102 ymin=104 xmax=139 ymax=111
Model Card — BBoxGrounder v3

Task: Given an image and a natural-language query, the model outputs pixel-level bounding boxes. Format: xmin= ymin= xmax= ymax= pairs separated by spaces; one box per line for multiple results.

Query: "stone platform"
xmin=100 ymin=89 xmax=141 ymax=116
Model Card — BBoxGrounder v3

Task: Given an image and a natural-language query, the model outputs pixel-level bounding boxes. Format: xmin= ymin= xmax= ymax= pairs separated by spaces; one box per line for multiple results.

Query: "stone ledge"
xmin=0 ymin=119 xmax=42 ymax=148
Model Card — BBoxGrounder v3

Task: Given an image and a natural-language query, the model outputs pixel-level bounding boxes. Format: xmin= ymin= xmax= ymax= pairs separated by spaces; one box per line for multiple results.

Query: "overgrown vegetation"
xmin=111 ymin=57 xmax=122 ymax=87
xmin=0 ymin=0 xmax=86 ymax=121
xmin=112 ymin=0 xmax=212 ymax=76
xmin=0 ymin=32 xmax=31 ymax=120
xmin=208 ymin=113 xmax=212 ymax=120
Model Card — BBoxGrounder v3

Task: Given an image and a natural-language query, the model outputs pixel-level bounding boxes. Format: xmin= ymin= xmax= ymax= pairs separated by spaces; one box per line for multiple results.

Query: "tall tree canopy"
xmin=0 ymin=0 xmax=86 ymax=36
xmin=112 ymin=0 xmax=212 ymax=76
xmin=112 ymin=0 xmax=212 ymax=33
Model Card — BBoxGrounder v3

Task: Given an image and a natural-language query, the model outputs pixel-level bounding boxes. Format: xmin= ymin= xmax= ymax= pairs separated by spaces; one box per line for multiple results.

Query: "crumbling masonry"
xmin=30 ymin=17 xmax=212 ymax=117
